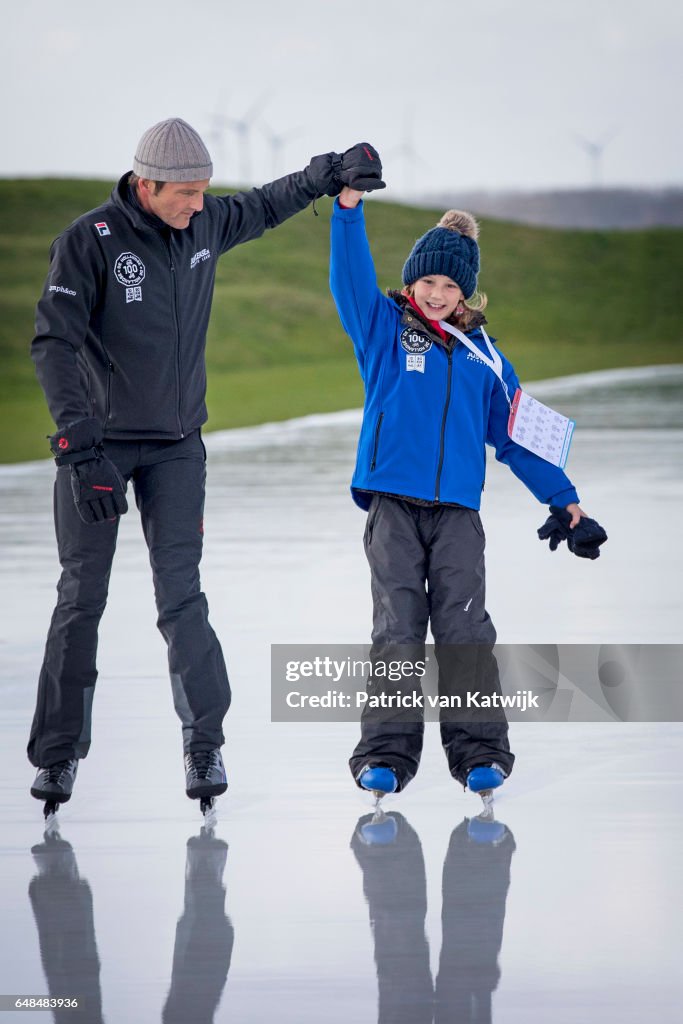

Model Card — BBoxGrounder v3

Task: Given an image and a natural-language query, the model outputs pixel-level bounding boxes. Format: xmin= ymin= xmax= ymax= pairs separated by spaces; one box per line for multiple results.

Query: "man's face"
xmin=138 ymin=179 xmax=210 ymax=229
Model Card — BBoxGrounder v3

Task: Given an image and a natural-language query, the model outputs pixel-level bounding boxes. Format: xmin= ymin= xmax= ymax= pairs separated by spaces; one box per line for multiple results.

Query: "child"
xmin=329 ymin=181 xmax=604 ymax=804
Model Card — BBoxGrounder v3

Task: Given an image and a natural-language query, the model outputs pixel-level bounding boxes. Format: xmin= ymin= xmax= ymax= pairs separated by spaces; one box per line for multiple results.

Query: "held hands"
xmin=49 ymin=417 xmax=128 ymax=525
xmin=339 ymin=186 xmax=365 ymax=208
xmin=308 ymin=142 xmax=385 ymax=198
xmin=340 ymin=143 xmax=385 ymax=192
xmin=537 ymin=504 xmax=608 ymax=560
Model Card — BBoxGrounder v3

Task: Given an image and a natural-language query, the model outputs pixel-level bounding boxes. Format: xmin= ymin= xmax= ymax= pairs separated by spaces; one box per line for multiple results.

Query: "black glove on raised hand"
xmin=538 ymin=506 xmax=608 ymax=560
xmin=49 ymin=417 xmax=128 ymax=525
xmin=340 ymin=142 xmax=386 ymax=192
xmin=307 ymin=143 xmax=385 ymax=198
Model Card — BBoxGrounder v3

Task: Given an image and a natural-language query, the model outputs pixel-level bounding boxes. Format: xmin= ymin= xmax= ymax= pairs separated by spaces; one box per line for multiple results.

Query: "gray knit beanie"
xmin=133 ymin=118 xmax=213 ymax=181
xmin=402 ymin=210 xmax=480 ymax=299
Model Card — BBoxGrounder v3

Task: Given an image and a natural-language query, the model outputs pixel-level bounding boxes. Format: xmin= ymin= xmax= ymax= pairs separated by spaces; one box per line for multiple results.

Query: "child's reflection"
xmin=350 ymin=812 xmax=515 ymax=1024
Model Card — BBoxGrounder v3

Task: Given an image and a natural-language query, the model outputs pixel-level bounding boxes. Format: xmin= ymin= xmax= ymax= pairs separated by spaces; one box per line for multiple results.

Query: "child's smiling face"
xmin=409 ymin=275 xmax=463 ymax=321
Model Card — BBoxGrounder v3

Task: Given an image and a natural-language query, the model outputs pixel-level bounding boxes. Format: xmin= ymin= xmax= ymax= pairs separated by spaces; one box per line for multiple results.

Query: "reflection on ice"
xmin=28 ymin=825 xmax=233 ymax=1024
xmin=162 ymin=828 xmax=233 ymax=1024
xmin=351 ymin=811 xmax=515 ymax=1023
xmin=29 ymin=832 xmax=104 ymax=1024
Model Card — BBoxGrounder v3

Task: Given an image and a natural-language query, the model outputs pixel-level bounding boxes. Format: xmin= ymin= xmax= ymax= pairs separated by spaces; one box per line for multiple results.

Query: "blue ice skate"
xmin=466 ymin=763 xmax=505 ymax=811
xmin=358 ymin=766 xmax=398 ymax=797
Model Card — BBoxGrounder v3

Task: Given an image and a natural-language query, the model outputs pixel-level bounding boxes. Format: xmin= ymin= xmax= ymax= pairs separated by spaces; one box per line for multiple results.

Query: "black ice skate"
xmin=184 ymin=750 xmax=228 ymax=818
xmin=31 ymin=759 xmax=78 ymax=820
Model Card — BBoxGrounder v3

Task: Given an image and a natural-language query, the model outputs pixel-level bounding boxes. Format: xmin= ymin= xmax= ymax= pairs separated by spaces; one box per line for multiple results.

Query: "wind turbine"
xmin=205 ymin=104 xmax=229 ymax=183
xmin=575 ymin=128 xmax=619 ymax=188
xmin=206 ymin=93 xmax=271 ymax=186
xmin=385 ymin=111 xmax=431 ymax=197
xmin=223 ymin=93 xmax=271 ymax=185
xmin=259 ymin=121 xmax=304 ymax=179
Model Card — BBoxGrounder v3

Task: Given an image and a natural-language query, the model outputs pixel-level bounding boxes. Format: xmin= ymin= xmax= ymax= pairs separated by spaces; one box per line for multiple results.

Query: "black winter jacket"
xmin=32 ymin=160 xmax=335 ymax=437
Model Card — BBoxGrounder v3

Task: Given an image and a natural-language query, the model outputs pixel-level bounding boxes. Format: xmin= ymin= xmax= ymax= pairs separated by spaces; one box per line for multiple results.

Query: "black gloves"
xmin=49 ymin=417 xmax=128 ymax=525
xmin=537 ymin=506 xmax=608 ymax=560
xmin=307 ymin=143 xmax=385 ymax=198
xmin=340 ymin=142 xmax=386 ymax=192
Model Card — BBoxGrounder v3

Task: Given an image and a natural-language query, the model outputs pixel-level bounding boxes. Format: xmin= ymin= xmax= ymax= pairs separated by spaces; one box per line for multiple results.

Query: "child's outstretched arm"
xmin=329 ymin=188 xmax=397 ymax=371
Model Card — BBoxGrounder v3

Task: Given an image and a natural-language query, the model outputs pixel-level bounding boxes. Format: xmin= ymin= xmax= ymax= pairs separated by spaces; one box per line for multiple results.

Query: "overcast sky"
xmin=1 ymin=0 xmax=680 ymax=196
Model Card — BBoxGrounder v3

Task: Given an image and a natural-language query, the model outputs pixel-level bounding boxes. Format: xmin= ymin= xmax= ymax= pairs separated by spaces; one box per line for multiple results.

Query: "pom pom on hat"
xmin=437 ymin=209 xmax=479 ymax=240
xmin=402 ymin=209 xmax=481 ymax=298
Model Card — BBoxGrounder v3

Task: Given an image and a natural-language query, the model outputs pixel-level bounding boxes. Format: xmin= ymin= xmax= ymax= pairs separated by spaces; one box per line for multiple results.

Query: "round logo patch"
xmin=400 ymin=328 xmax=432 ymax=354
xmin=114 ymin=252 xmax=146 ymax=287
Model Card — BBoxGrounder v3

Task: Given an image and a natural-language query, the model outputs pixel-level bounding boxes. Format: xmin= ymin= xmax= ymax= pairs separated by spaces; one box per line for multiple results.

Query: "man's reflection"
xmin=28 ymin=824 xmax=233 ymax=1024
xmin=29 ymin=830 xmax=104 ymax=1024
xmin=162 ymin=826 xmax=234 ymax=1024
xmin=351 ymin=811 xmax=515 ymax=1024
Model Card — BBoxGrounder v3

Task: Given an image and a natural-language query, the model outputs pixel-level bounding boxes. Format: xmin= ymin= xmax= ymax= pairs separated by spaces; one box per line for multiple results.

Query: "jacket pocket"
xmin=364 ymin=494 xmax=381 ymax=548
xmin=469 ymin=509 xmax=485 ymax=540
xmin=370 ymin=412 xmax=384 ymax=471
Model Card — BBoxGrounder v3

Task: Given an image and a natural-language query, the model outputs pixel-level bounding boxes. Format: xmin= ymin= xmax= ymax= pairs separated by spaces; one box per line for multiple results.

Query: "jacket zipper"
xmin=106 ymin=362 xmax=114 ymax=422
xmin=434 ymin=350 xmax=454 ymax=501
xmin=370 ymin=412 xmax=384 ymax=471
xmin=165 ymin=235 xmax=184 ymax=438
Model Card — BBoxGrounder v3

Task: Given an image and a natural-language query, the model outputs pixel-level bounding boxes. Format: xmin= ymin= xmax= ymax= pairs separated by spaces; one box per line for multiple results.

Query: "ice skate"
xmin=30 ymin=759 xmax=78 ymax=821
xmin=358 ymin=766 xmax=398 ymax=813
xmin=184 ymin=750 xmax=228 ymax=820
xmin=466 ymin=763 xmax=505 ymax=812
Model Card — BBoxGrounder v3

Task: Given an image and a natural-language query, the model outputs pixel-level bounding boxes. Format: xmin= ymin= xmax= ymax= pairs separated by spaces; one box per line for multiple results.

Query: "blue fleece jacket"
xmin=329 ymin=200 xmax=579 ymax=512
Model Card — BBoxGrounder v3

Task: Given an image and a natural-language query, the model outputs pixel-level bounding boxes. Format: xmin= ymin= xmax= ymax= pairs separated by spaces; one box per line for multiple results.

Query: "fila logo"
xmin=95 ymin=222 xmax=110 ymax=237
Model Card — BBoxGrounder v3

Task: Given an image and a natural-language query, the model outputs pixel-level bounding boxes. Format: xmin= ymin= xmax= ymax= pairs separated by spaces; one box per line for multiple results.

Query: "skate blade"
xmin=479 ymin=788 xmax=495 ymax=811
xmin=371 ymin=803 xmax=387 ymax=825
xmin=200 ymin=798 xmax=218 ymax=831
xmin=43 ymin=807 xmax=61 ymax=837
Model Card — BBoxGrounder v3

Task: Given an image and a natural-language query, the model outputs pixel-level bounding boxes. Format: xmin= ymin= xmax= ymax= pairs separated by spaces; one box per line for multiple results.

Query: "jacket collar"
xmin=110 ymin=172 xmax=205 ymax=234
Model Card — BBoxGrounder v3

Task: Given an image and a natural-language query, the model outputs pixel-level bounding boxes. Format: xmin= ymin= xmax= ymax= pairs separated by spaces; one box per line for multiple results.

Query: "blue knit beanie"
xmin=402 ymin=210 xmax=480 ymax=298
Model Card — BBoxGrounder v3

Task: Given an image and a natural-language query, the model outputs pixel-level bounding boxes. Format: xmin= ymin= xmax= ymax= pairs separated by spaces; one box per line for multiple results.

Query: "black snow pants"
xmin=349 ymin=495 xmax=515 ymax=789
xmin=27 ymin=431 xmax=231 ymax=768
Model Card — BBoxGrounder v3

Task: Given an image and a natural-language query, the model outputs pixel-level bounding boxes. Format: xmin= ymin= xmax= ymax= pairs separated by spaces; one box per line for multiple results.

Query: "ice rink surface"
xmin=1 ymin=367 xmax=682 ymax=1023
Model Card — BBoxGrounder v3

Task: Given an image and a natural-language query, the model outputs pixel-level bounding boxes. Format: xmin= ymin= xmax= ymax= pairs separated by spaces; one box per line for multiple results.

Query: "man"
xmin=28 ymin=118 xmax=384 ymax=814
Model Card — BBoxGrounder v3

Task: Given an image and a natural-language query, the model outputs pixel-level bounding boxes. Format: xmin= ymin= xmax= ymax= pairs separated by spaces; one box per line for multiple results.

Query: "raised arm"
xmin=213 ymin=142 xmax=386 ymax=254
xmin=211 ymin=153 xmax=342 ymax=253
xmin=329 ymin=189 xmax=396 ymax=369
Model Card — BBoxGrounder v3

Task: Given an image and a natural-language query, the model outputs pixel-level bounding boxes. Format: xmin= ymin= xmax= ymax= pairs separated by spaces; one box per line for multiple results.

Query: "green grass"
xmin=1 ymin=178 xmax=681 ymax=463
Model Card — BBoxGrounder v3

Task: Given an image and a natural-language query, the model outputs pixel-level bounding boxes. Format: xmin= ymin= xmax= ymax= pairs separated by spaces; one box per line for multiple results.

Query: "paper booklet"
xmin=508 ymin=387 xmax=575 ymax=468
xmin=438 ymin=320 xmax=575 ymax=468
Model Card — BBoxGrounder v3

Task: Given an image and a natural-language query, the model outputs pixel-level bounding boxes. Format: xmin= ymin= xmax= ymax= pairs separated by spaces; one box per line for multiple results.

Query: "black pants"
xmin=350 ymin=496 xmax=515 ymax=788
xmin=28 ymin=431 xmax=231 ymax=768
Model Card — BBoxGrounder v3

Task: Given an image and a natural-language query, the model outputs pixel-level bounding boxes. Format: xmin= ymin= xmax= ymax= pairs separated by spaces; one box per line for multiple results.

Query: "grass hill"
xmin=0 ymin=178 xmax=681 ymax=463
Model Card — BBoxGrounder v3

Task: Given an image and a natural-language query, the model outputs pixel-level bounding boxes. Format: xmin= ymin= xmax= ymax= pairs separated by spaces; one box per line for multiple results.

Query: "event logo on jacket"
xmin=401 ymin=327 xmax=432 ymax=374
xmin=400 ymin=328 xmax=432 ymax=354
xmin=114 ymin=252 xmax=146 ymax=303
